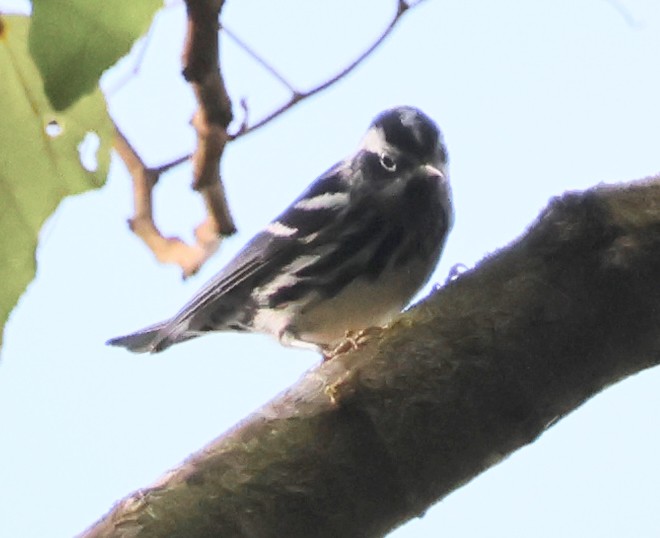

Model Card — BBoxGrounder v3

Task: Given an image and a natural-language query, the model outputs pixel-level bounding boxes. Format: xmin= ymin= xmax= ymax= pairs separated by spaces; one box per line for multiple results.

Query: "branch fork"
xmin=114 ymin=0 xmax=427 ymax=276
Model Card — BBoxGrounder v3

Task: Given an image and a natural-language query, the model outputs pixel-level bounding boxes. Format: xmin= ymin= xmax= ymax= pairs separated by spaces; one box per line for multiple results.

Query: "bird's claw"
xmin=322 ymin=326 xmax=383 ymax=361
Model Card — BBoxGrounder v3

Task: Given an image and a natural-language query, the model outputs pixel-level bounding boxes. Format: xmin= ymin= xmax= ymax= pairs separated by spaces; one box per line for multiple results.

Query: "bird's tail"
xmin=106 ymin=321 xmax=168 ymax=353
xmin=106 ymin=319 xmax=197 ymax=353
xmin=107 ymin=313 xmax=206 ymax=354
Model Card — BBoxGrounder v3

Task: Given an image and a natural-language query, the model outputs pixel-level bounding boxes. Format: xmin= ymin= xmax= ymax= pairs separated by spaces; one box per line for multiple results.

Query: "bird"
xmin=107 ymin=106 xmax=453 ymax=356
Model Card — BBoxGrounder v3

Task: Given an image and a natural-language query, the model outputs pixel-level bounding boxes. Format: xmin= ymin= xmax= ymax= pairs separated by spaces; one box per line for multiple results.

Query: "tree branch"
xmin=113 ymin=0 xmax=236 ymax=278
xmin=230 ymin=0 xmax=425 ymax=139
xmin=221 ymin=24 xmax=297 ymax=93
xmin=80 ymin=175 xmax=660 ymax=537
xmin=113 ymin=127 xmax=221 ymax=277
xmin=155 ymin=0 xmax=427 ymax=167
xmin=116 ymin=0 xmax=426 ymax=276
xmin=181 ymin=0 xmax=236 ymax=232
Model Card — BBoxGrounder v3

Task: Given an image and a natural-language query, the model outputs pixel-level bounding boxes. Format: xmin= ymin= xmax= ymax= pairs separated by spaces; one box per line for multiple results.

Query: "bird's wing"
xmin=107 ymin=162 xmax=352 ymax=353
xmin=149 ymin=232 xmax=296 ymax=351
xmin=106 ymin=233 xmax=285 ymax=353
xmin=150 ymin=162 xmax=354 ymax=351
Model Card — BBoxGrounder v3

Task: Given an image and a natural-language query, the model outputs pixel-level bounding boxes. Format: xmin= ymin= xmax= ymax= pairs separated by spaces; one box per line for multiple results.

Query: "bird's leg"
xmin=322 ymin=326 xmax=384 ymax=361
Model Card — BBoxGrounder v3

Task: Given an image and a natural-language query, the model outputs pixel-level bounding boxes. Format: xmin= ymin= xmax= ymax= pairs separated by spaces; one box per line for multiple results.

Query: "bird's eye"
xmin=379 ymin=153 xmax=397 ymax=172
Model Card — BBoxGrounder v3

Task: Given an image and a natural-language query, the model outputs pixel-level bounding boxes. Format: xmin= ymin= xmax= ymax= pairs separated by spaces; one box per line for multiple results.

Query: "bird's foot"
xmin=322 ymin=326 xmax=383 ymax=361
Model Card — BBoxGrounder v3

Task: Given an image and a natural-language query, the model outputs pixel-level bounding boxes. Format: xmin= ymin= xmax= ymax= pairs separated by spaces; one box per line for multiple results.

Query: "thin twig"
xmin=118 ymin=0 xmax=425 ymax=276
xmin=153 ymin=153 xmax=190 ymax=175
xmin=155 ymin=0 xmax=425 ymax=173
xmin=220 ymin=24 xmax=298 ymax=93
xmin=104 ymin=18 xmax=157 ymax=97
xmin=113 ymin=124 xmax=221 ymax=278
xmin=230 ymin=0 xmax=423 ymax=139
xmin=234 ymin=97 xmax=249 ymax=135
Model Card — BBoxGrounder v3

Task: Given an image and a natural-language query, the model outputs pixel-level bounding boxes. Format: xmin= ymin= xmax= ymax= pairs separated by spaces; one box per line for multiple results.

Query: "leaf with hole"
xmin=0 ymin=15 xmax=113 ymax=351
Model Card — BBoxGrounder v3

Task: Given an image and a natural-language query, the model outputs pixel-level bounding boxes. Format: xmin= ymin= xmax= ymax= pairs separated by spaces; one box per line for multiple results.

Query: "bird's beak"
xmin=422 ymin=163 xmax=446 ymax=180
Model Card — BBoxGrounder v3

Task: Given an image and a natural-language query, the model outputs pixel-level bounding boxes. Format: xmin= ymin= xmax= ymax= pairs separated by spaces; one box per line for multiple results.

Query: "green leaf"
xmin=0 ymin=15 xmax=114 ymax=350
xmin=29 ymin=0 xmax=161 ymax=110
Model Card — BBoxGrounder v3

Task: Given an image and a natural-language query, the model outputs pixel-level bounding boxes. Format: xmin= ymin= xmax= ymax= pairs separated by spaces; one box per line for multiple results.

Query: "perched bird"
xmin=107 ymin=106 xmax=453 ymax=356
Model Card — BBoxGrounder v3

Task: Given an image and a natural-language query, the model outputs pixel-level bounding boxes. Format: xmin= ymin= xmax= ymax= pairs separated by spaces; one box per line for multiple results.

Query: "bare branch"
xmin=182 ymin=0 xmax=236 ymax=236
xmin=230 ymin=0 xmax=425 ymax=139
xmin=113 ymin=127 xmax=221 ymax=278
xmin=221 ymin=24 xmax=298 ymax=93
xmin=113 ymin=0 xmax=238 ymax=277
xmin=157 ymin=0 xmax=427 ymax=172
xmin=152 ymin=153 xmax=190 ymax=176
xmin=118 ymin=0 xmax=426 ymax=274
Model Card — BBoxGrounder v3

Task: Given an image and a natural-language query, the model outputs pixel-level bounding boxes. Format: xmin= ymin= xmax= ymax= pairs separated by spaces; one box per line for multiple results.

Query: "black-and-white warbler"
xmin=107 ymin=106 xmax=453 ymax=355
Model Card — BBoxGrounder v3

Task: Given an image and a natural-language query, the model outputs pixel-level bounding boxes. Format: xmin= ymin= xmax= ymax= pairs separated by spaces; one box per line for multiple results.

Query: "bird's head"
xmin=356 ymin=106 xmax=448 ymax=187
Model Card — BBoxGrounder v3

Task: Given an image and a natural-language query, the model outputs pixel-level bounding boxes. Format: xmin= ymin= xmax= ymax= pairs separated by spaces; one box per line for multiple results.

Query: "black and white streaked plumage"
xmin=107 ymin=106 xmax=453 ymax=355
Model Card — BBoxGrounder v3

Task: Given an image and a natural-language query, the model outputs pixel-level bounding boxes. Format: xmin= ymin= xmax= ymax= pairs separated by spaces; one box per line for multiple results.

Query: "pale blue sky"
xmin=2 ymin=1 xmax=660 ymax=536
